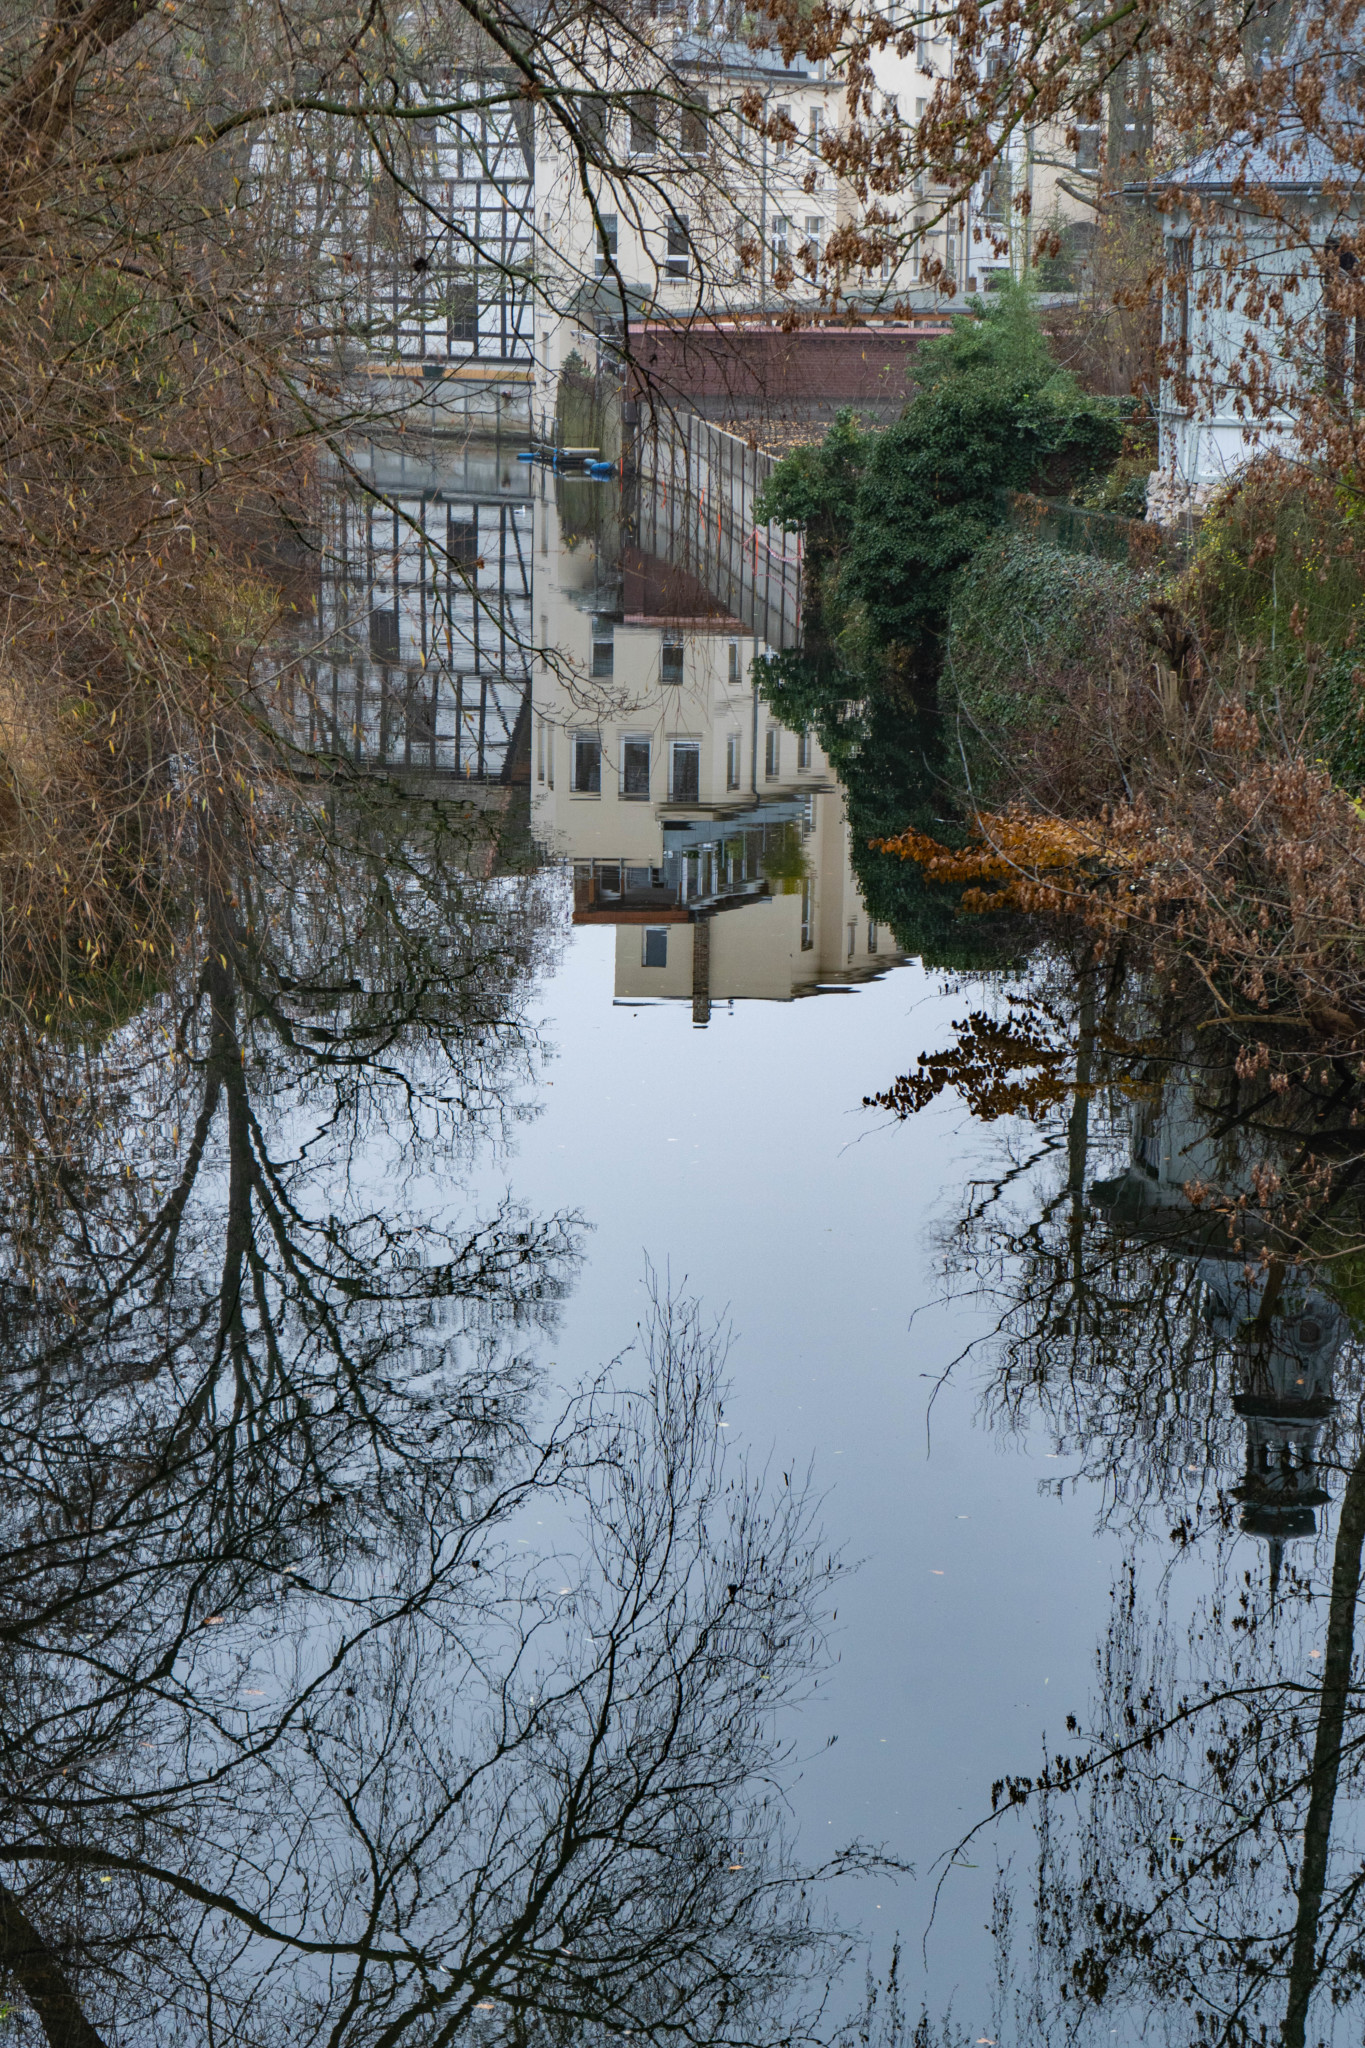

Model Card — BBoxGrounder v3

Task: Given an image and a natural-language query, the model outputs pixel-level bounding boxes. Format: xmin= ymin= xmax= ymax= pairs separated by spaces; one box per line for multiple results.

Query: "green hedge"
xmin=941 ymin=535 xmax=1148 ymax=802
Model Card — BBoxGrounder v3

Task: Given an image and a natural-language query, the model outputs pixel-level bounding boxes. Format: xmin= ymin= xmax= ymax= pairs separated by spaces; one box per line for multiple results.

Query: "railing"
xmin=1000 ymin=489 xmax=1194 ymax=568
xmin=635 ymin=414 xmax=804 ymax=650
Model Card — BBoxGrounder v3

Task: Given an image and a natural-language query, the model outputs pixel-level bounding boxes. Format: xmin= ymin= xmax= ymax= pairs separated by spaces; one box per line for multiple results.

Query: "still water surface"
xmin=7 ymin=439 xmax=1364 ymax=2047
xmin=481 ymin=928 xmax=1119 ymax=2027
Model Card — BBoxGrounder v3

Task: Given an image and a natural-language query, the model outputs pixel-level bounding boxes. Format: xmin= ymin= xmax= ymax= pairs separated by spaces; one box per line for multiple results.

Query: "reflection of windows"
xmin=726 ymin=731 xmax=741 ymax=790
xmin=572 ymin=733 xmax=602 ymax=793
xmin=661 ymin=639 xmax=684 ymax=687
xmin=774 ymin=103 xmax=791 ymax=157
xmin=622 ymin=736 xmax=651 ymax=796
xmin=800 ymin=879 xmax=814 ymax=950
xmin=764 ymin=726 xmax=780 ymax=779
xmin=630 ymin=95 xmax=659 ymax=153
xmin=666 ymin=214 xmax=690 ymax=279
xmin=728 ymin=640 xmax=741 ymax=686
xmin=867 ymin=921 xmax=879 ymax=953
xmin=680 ymin=94 xmax=708 ymax=153
xmin=804 ymin=216 xmax=824 ymax=266
xmin=847 ymin=919 xmax=857 ymax=961
xmin=770 ymin=215 xmax=789 ymax=263
xmin=595 ymin=213 xmax=619 ymax=276
xmin=809 ymin=106 xmax=824 ymax=150
xmin=670 ymin=739 xmax=700 ymax=801
xmin=797 ymin=727 xmax=812 ymax=770
xmin=591 ymin=621 xmax=614 ymax=677
xmin=370 ymin=606 xmax=399 ymax=660
xmin=642 ymin=928 xmax=669 ymax=968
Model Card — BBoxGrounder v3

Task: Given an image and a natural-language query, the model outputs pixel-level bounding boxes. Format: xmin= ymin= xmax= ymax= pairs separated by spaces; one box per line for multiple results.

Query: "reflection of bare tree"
xmin=0 ymin=791 xmax=874 ymax=2047
xmin=906 ymin=973 xmax=1365 ymax=2044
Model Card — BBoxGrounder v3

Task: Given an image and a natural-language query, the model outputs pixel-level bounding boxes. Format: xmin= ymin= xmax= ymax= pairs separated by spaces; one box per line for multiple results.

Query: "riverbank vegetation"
xmin=757 ymin=286 xmax=1365 ymax=1051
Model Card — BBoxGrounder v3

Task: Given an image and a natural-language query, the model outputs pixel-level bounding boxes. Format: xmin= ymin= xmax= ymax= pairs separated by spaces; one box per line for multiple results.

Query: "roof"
xmin=1139 ymin=5 xmax=1365 ymax=199
xmin=671 ymin=31 xmax=812 ymax=82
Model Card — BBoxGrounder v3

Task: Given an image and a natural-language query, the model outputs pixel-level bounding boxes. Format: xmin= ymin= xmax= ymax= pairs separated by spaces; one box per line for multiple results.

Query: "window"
xmin=577 ymin=95 xmax=608 ymax=154
xmin=591 ymin=620 xmax=614 ymax=677
xmin=642 ymin=928 xmax=669 ymax=968
xmin=764 ymin=726 xmax=780 ymax=779
xmin=867 ymin=921 xmax=879 ymax=953
xmin=728 ymin=640 xmax=741 ymax=686
xmin=797 ymin=727 xmax=812 ymax=770
xmin=595 ymin=213 xmax=618 ymax=276
xmin=770 ymin=215 xmax=789 ymax=264
xmin=572 ymin=733 xmax=602 ymax=793
xmin=448 ymin=512 xmax=478 ymax=565
xmin=622 ymin=736 xmax=651 ymax=797
xmin=661 ymin=638 xmax=684 ymax=687
xmin=370 ymin=606 xmax=399 ymax=660
xmin=1168 ymin=236 xmax=1192 ymax=406
xmin=1327 ymin=243 xmax=1354 ymax=401
xmin=447 ymin=278 xmax=479 ymax=343
xmin=726 ymin=731 xmax=741 ymax=789
xmin=670 ymin=739 xmax=700 ymax=801
xmin=666 ymin=214 xmax=690 ymax=279
xmin=774 ymin=102 xmax=791 ymax=157
xmin=800 ymin=878 xmax=814 ymax=950
xmin=804 ymin=216 xmax=824 ymax=269
xmin=809 ymin=105 xmax=824 ymax=151
xmin=536 ymin=715 xmax=545 ymax=783
xmin=629 ymin=95 xmax=659 ymax=153
xmin=680 ymin=94 xmax=708 ymax=153
xmin=847 ymin=919 xmax=857 ymax=961
xmin=1075 ymin=125 xmax=1102 ymax=172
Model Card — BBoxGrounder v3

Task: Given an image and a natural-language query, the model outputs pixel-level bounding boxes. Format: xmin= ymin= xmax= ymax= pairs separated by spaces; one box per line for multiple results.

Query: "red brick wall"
xmin=625 ymin=319 xmax=946 ymax=408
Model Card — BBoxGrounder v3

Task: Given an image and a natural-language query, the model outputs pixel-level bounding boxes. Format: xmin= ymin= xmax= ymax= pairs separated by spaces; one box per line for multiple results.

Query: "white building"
xmin=1145 ymin=15 xmax=1365 ymax=520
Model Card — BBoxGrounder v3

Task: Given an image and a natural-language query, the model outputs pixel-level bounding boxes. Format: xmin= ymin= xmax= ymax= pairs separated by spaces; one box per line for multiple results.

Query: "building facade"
xmin=529 ymin=472 xmax=901 ymax=1015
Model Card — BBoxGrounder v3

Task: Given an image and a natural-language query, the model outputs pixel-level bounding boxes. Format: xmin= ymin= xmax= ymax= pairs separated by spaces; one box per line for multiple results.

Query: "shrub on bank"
xmin=1180 ymin=463 xmax=1365 ymax=791
xmin=755 ymin=283 xmax=1124 ymax=681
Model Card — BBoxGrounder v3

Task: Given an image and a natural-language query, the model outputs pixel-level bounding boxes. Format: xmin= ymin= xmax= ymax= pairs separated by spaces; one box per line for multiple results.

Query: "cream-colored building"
xmin=529 ymin=475 xmax=902 ymax=1017
xmin=531 ymin=16 xmax=1100 ymax=402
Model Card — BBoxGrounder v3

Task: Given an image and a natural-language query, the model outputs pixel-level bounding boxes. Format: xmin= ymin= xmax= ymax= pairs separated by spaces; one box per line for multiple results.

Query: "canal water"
xmin=9 ymin=436 xmax=1365 ymax=2046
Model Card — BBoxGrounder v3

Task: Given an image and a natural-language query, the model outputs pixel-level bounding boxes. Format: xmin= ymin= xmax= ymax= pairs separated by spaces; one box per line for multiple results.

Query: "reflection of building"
xmin=1201 ymin=1262 xmax=1345 ymax=1584
xmin=529 ymin=481 xmax=901 ymax=1018
xmin=1093 ymin=1077 xmax=1350 ymax=1591
xmin=285 ymin=440 xmax=531 ymax=783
